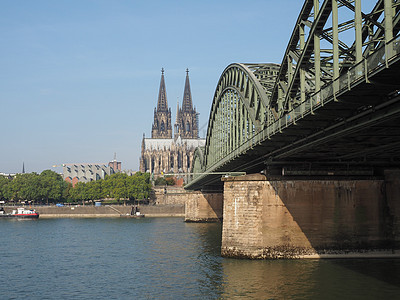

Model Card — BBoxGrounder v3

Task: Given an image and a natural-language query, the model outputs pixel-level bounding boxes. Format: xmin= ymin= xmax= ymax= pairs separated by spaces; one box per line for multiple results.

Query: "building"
xmin=151 ymin=68 xmax=173 ymax=139
xmin=174 ymin=69 xmax=199 ymax=139
xmin=63 ymin=163 xmax=116 ymax=187
xmin=140 ymin=69 xmax=205 ymax=179
xmin=108 ymin=153 xmax=122 ymax=172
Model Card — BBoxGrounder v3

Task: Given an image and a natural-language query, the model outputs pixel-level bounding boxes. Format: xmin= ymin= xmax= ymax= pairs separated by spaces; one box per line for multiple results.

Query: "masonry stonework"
xmin=385 ymin=169 xmax=400 ymax=245
xmin=152 ymin=186 xmax=188 ymax=205
xmin=221 ymin=173 xmax=400 ymax=259
xmin=185 ymin=192 xmax=223 ymax=222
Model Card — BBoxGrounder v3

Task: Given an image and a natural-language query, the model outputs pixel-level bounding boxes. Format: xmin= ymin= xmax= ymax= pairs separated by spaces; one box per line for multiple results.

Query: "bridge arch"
xmin=204 ymin=63 xmax=280 ymax=170
xmin=190 ymin=147 xmax=205 ymax=180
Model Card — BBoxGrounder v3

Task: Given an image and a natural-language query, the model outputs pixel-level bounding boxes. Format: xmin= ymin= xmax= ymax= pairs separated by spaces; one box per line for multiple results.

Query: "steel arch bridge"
xmin=186 ymin=0 xmax=400 ymax=190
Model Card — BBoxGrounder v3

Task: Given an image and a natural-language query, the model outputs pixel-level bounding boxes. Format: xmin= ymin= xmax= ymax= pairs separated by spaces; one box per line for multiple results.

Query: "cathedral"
xmin=139 ymin=69 xmax=205 ymax=178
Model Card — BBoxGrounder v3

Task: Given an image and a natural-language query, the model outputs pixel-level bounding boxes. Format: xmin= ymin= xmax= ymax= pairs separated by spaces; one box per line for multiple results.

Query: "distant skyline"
xmin=1 ymin=0 xmax=304 ymax=174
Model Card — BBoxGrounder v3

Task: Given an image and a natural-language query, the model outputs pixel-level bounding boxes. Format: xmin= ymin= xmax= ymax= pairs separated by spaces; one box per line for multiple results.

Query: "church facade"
xmin=139 ymin=69 xmax=205 ymax=178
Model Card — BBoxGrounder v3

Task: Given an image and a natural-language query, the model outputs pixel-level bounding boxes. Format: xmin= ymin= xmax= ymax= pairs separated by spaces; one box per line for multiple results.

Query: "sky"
xmin=0 ymin=0 xmax=304 ymax=174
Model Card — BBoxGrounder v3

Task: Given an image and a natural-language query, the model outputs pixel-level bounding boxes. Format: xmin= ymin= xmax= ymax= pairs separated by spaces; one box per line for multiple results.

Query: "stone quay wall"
xmin=221 ymin=173 xmax=400 ymax=259
xmin=152 ymin=186 xmax=189 ymax=205
xmin=32 ymin=205 xmax=184 ymax=218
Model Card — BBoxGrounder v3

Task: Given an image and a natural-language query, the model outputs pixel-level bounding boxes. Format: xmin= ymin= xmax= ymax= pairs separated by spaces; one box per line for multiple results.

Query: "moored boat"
xmin=0 ymin=207 xmax=39 ymax=219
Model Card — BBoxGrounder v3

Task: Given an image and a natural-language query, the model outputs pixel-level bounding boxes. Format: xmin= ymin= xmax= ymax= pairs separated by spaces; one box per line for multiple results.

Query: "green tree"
xmin=127 ymin=172 xmax=152 ymax=201
xmin=70 ymin=182 xmax=88 ymax=203
xmin=21 ymin=173 xmax=41 ymax=202
xmin=39 ymin=170 xmax=66 ymax=204
xmin=7 ymin=173 xmax=43 ymax=203
xmin=63 ymin=182 xmax=73 ymax=202
xmin=63 ymin=172 xmax=153 ymax=204
xmin=0 ymin=176 xmax=12 ymax=201
xmin=154 ymin=176 xmax=167 ymax=186
xmin=108 ymin=173 xmax=128 ymax=202
xmin=86 ymin=180 xmax=102 ymax=200
xmin=102 ymin=174 xmax=114 ymax=199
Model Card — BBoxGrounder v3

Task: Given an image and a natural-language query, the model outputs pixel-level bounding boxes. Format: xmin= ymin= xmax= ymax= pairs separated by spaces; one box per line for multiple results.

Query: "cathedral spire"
xmin=182 ymin=68 xmax=193 ymax=112
xmin=157 ymin=68 xmax=168 ymax=112
xmin=174 ymin=69 xmax=198 ymax=139
xmin=152 ymin=68 xmax=172 ymax=138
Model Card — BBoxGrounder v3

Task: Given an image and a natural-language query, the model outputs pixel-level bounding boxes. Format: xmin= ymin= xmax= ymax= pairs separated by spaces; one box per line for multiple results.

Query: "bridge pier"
xmin=221 ymin=173 xmax=400 ymax=259
xmin=385 ymin=169 xmax=400 ymax=242
xmin=184 ymin=191 xmax=223 ymax=222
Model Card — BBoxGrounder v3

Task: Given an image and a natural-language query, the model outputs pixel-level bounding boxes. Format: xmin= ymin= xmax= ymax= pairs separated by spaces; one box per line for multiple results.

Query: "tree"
xmin=39 ymin=170 xmax=66 ymax=204
xmin=20 ymin=173 xmax=41 ymax=202
xmin=108 ymin=173 xmax=128 ymax=202
xmin=69 ymin=182 xmax=87 ymax=202
xmin=86 ymin=180 xmax=102 ymax=200
xmin=0 ymin=176 xmax=12 ymax=201
xmin=57 ymin=171 xmax=153 ymax=204
xmin=127 ymin=172 xmax=152 ymax=201
xmin=154 ymin=177 xmax=167 ymax=186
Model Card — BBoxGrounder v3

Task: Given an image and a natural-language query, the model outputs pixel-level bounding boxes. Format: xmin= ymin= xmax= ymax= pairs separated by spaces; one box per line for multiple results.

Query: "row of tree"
xmin=0 ymin=170 xmax=152 ymax=204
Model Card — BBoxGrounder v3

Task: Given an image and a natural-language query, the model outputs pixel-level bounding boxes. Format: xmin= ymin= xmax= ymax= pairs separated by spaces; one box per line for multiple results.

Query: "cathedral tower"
xmin=152 ymin=68 xmax=172 ymax=139
xmin=140 ymin=68 xmax=205 ymax=179
xmin=174 ymin=69 xmax=199 ymax=139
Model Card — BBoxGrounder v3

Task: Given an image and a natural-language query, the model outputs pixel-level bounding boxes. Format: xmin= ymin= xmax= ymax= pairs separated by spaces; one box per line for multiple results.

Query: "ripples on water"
xmin=0 ymin=218 xmax=399 ymax=299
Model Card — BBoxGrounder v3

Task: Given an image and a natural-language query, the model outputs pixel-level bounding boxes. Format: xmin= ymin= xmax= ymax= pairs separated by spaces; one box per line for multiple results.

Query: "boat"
xmin=0 ymin=207 xmax=39 ymax=219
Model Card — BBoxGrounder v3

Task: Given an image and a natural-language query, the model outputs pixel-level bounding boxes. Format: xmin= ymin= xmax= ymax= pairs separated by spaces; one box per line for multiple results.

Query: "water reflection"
xmin=0 ymin=218 xmax=399 ymax=299
xmin=184 ymin=221 xmax=400 ymax=299
xmin=219 ymin=258 xmax=400 ymax=299
xmin=220 ymin=259 xmax=316 ymax=299
xmin=185 ymin=222 xmax=225 ymax=298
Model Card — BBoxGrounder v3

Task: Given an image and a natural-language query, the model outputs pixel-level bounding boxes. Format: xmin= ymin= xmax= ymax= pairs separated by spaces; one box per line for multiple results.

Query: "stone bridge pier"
xmin=184 ymin=191 xmax=223 ymax=223
xmin=220 ymin=171 xmax=400 ymax=259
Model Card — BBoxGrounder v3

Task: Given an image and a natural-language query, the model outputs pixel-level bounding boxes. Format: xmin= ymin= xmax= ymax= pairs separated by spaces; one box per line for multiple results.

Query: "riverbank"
xmin=8 ymin=204 xmax=185 ymax=218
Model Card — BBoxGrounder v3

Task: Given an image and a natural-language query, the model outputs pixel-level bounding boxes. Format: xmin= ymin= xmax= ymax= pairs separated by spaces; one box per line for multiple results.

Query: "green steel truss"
xmin=271 ymin=0 xmax=400 ymax=117
xmin=188 ymin=0 xmax=400 ymax=189
xmin=191 ymin=63 xmax=280 ymax=178
xmin=192 ymin=146 xmax=205 ymax=175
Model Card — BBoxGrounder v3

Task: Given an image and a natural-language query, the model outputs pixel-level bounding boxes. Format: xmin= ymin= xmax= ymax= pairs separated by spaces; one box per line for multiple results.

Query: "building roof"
xmin=143 ymin=138 xmax=205 ymax=151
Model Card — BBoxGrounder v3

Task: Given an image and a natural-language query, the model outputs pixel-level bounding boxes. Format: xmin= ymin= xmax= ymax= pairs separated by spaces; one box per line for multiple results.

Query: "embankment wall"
xmin=22 ymin=205 xmax=184 ymax=218
xmin=152 ymin=186 xmax=189 ymax=205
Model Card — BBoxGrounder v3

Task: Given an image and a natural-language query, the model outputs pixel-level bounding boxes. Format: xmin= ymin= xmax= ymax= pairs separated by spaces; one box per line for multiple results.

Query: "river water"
xmin=0 ymin=217 xmax=399 ymax=299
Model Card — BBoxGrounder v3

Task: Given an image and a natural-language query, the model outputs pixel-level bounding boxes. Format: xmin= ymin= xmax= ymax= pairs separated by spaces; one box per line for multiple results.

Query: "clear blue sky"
xmin=0 ymin=0 xmax=304 ymax=174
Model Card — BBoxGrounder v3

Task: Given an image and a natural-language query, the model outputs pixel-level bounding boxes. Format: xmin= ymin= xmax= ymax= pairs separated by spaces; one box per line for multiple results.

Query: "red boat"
xmin=0 ymin=207 xmax=39 ymax=219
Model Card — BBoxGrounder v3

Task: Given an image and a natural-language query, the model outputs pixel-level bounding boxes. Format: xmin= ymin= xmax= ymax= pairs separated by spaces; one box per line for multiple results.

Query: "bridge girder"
xmin=271 ymin=0 xmax=400 ymax=116
xmin=186 ymin=0 xmax=400 ymax=190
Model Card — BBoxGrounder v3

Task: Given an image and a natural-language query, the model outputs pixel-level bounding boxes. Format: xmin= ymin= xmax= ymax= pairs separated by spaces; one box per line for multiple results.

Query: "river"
xmin=0 ymin=217 xmax=399 ymax=299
